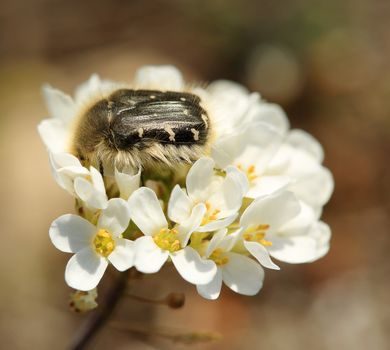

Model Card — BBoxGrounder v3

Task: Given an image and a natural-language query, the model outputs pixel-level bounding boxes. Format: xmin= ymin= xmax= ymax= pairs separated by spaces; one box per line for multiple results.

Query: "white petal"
xmin=270 ymin=221 xmax=332 ymax=264
xmin=49 ymin=153 xmax=89 ymax=194
xmin=246 ymin=175 xmax=290 ymax=199
xmin=128 ymin=187 xmax=168 ymax=236
xmin=244 ymin=102 xmax=290 ymax=136
xmin=48 ymin=155 xmax=75 ymax=194
xmin=218 ymin=228 xmax=242 ymax=252
xmin=206 ymin=80 xmax=252 ymax=136
xmin=51 ymin=153 xmax=89 ymax=180
xmin=98 ymin=198 xmax=131 ymax=236
xmin=49 ymin=214 xmax=95 ymax=253
xmin=222 ymin=253 xmax=264 ymax=296
xmin=240 ymin=191 xmax=300 ymax=232
xmin=50 ymin=152 xmax=83 ymax=169
xmin=244 ymin=241 xmax=280 ymax=270
xmin=197 ymin=213 xmax=238 ymax=233
xmin=186 ymin=157 xmax=215 ymax=202
xmin=65 ymin=247 xmax=108 ymax=291
xmin=74 ymin=74 xmax=102 ymax=104
xmin=268 ymin=235 xmax=319 ymax=264
xmin=170 ymin=247 xmax=217 ymax=285
xmin=289 ymin=165 xmax=334 ymax=207
xmin=266 ymin=144 xmax=291 ymax=174
xmin=279 ymin=201 xmax=316 ymax=236
xmin=114 ymin=167 xmax=141 ymax=200
xmin=226 ymin=166 xmax=249 ymax=197
xmin=134 ymin=65 xmax=184 ymax=91
xmin=211 ymin=138 xmax=235 ymax=170
xmin=177 ymin=203 xmax=207 ymax=246
xmin=134 ymin=236 xmax=169 ymax=273
xmin=306 ymin=221 xmax=331 ymax=261
xmin=287 ymin=129 xmax=324 ymax=162
xmin=205 ymin=229 xmax=228 ymax=258
xmin=207 ymin=80 xmax=250 ymax=109
xmin=196 ymin=269 xmax=223 ymax=300
xmin=74 ymin=177 xmax=108 ymax=210
xmin=168 ymin=185 xmax=193 ymax=224
xmin=42 ymin=84 xmax=75 ymax=123
xmin=90 ymin=167 xmax=106 ymax=194
xmin=108 ymin=238 xmax=135 ymax=271
xmin=208 ymin=171 xmax=244 ymax=218
xmin=57 ymin=165 xmax=90 ymax=179
xmin=315 ymin=221 xmax=331 ymax=246
xmin=37 ymin=118 xmax=69 ymax=153
xmin=212 ymin=122 xmax=282 ymax=172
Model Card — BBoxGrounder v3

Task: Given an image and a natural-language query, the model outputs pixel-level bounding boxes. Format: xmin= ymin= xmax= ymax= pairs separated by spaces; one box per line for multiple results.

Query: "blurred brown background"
xmin=1 ymin=0 xmax=390 ymax=349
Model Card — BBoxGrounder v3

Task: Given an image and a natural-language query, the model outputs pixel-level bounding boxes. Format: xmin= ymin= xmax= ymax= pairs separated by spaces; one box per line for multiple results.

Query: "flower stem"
xmin=109 ymin=320 xmax=222 ymax=344
xmin=69 ymin=270 xmax=129 ymax=350
xmin=125 ymin=291 xmax=185 ymax=309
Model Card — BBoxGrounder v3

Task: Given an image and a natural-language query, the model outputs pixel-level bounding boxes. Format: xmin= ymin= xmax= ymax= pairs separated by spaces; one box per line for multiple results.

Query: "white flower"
xmin=38 ymin=75 xmax=120 ymax=155
xmin=50 ymin=152 xmax=142 ymax=210
xmin=207 ymin=80 xmax=333 ymax=210
xmin=128 ymin=187 xmax=217 ymax=285
xmin=239 ymin=191 xmax=330 ymax=266
xmin=205 ymin=80 xmax=290 ymax=138
xmin=114 ymin=167 xmax=141 ymax=200
xmin=40 ymin=65 xmax=334 ymax=303
xmin=49 ymin=152 xmax=89 ymax=195
xmin=168 ymin=157 xmax=248 ymax=232
xmin=49 ymin=198 xmax=135 ymax=291
xmin=134 ymin=65 xmax=185 ymax=91
xmin=212 ymin=122 xmax=289 ymax=199
xmin=267 ymin=129 xmax=334 ymax=211
xmin=266 ymin=216 xmax=332 ymax=264
xmin=50 ymin=152 xmax=108 ymax=210
xmin=73 ymin=166 xmax=108 ymax=210
xmin=212 ymin=123 xmax=333 ymax=210
xmin=196 ymin=229 xmax=264 ymax=300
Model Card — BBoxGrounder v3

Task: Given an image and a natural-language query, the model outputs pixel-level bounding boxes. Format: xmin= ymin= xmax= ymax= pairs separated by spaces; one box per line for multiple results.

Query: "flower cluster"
xmin=39 ymin=65 xmax=333 ymax=300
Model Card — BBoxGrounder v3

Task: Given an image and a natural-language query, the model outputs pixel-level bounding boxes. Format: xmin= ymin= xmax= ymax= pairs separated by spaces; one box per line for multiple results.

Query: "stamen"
xmin=201 ymin=202 xmax=221 ymax=226
xmin=237 ymin=163 xmax=259 ymax=183
xmin=153 ymin=228 xmax=181 ymax=252
xmin=209 ymin=248 xmax=229 ymax=266
xmin=244 ymin=225 xmax=272 ymax=246
xmin=93 ymin=229 xmax=115 ymax=257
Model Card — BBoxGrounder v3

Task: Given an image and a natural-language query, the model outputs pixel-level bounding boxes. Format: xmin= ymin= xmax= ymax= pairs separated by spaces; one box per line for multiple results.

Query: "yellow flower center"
xmin=93 ymin=229 xmax=115 ymax=257
xmin=201 ymin=202 xmax=221 ymax=226
xmin=209 ymin=248 xmax=229 ymax=266
xmin=153 ymin=228 xmax=181 ymax=253
xmin=237 ymin=164 xmax=259 ymax=183
xmin=243 ymin=224 xmax=273 ymax=246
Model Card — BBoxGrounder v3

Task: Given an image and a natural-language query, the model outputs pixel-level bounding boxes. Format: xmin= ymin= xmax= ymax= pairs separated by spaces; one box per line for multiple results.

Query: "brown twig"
xmin=69 ymin=270 xmax=129 ymax=350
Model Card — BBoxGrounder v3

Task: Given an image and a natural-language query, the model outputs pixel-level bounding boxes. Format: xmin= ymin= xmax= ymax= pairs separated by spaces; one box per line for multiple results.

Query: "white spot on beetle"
xmin=201 ymin=114 xmax=209 ymax=128
xmin=191 ymin=128 xmax=199 ymax=141
xmin=150 ymin=95 xmax=156 ymax=99
xmin=138 ymin=128 xmax=144 ymax=138
xmin=183 ymin=109 xmax=189 ymax=116
xmin=165 ymin=126 xmax=176 ymax=142
xmin=180 ymin=97 xmax=186 ymax=101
